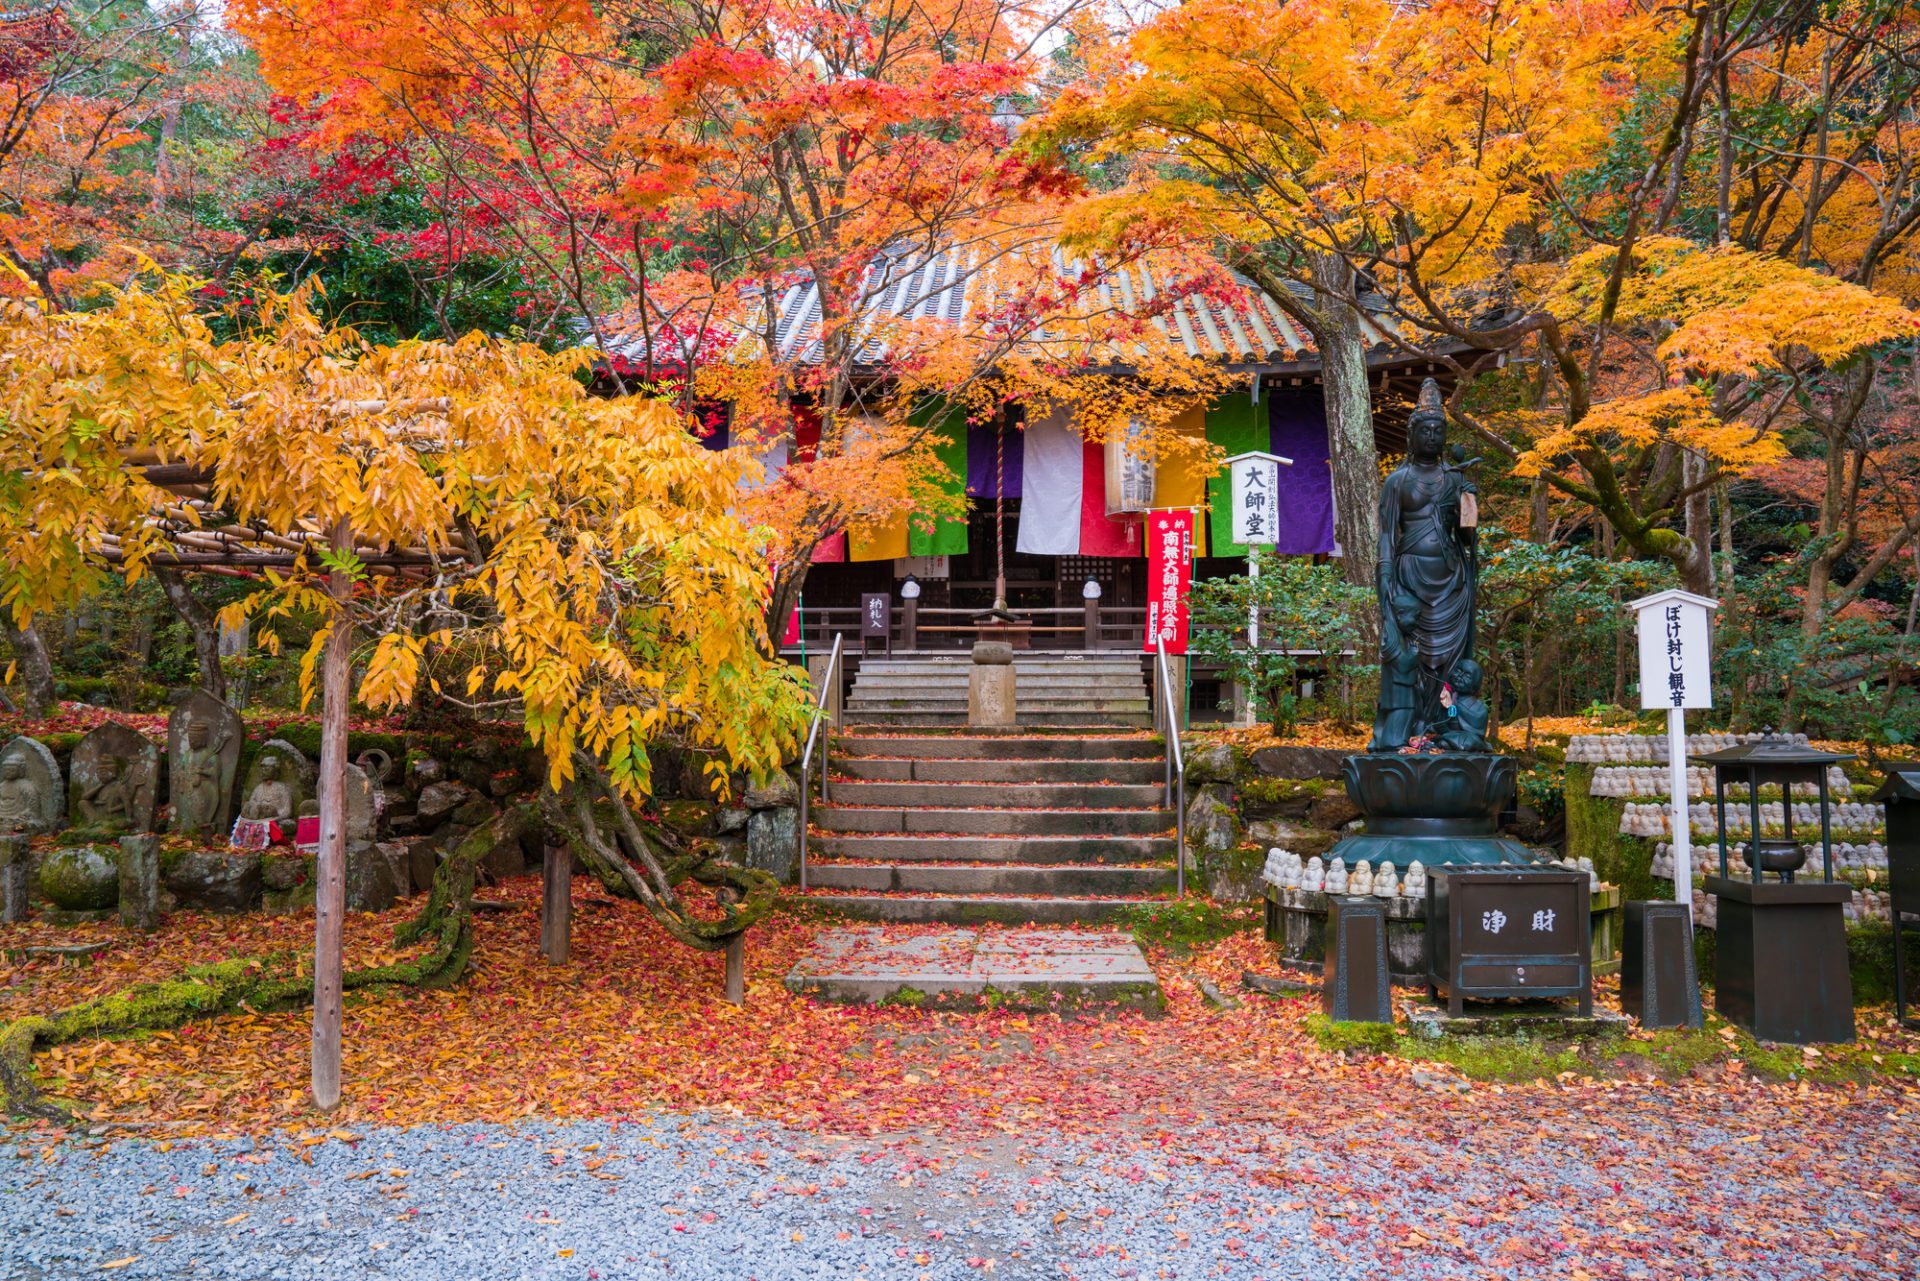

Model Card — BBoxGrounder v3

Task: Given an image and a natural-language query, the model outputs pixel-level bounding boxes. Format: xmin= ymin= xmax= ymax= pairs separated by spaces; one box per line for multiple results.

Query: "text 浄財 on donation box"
xmin=1429 ymin=870 xmax=1592 ymax=1009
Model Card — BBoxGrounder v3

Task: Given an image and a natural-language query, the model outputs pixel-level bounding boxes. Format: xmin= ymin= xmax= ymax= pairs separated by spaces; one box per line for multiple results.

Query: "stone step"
xmin=854 ymin=661 xmax=1149 ymax=674
xmin=785 ymin=927 xmax=1162 ymax=1013
xmin=848 ymin=677 xmax=1149 ymax=695
xmin=816 ymin=807 xmax=1174 ymax=836
xmin=804 ymin=862 xmax=1176 ymax=896
xmin=841 ymin=711 xmax=1155 ymax=728
xmin=811 ymin=834 xmax=1176 ymax=863
xmin=832 ymin=757 xmax=1166 ymax=784
xmin=826 ymin=780 xmax=1166 ymax=809
xmin=845 ymin=696 xmax=1153 ymax=712
xmin=834 ymin=734 xmax=1163 ymax=760
xmin=793 ymin=894 xmax=1162 ymax=926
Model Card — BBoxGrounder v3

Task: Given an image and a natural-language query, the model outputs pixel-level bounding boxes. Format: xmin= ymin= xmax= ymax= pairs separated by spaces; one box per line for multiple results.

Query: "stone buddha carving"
xmin=174 ymin=718 xmax=228 ymax=835
xmin=0 ymin=758 xmax=45 ymax=834
xmin=77 ymin=755 xmax=136 ymax=830
xmin=241 ymin=756 xmax=295 ymax=825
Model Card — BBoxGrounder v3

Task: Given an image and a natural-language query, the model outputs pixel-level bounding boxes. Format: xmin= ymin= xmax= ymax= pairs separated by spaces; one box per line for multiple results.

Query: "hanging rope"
xmin=993 ymin=416 xmax=1008 ymax=614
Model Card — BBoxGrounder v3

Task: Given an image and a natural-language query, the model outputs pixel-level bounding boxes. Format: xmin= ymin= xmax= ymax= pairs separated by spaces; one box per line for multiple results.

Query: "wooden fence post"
xmin=311 ymin=517 xmax=352 ymax=1112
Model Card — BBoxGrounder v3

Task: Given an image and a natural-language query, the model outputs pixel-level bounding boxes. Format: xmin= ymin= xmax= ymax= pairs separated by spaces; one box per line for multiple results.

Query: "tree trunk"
xmin=154 ymin=568 xmax=227 ymax=701
xmin=1800 ymin=425 xmax=1853 ymax=642
xmin=1309 ymin=253 xmax=1382 ymax=594
xmin=1680 ymin=449 xmax=1715 ymax=597
xmin=311 ymin=519 xmax=353 ymax=1112
xmin=0 ymin=615 xmax=55 ymax=716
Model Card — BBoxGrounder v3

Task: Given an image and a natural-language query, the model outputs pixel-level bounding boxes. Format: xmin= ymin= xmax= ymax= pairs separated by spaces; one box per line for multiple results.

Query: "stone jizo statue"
xmin=69 ymin=722 xmax=160 ymax=834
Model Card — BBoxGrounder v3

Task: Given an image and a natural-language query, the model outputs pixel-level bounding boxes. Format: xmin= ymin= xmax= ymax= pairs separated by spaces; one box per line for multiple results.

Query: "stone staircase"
xmin=843 ymin=656 xmax=1152 ymax=727
xmin=800 ymin=729 xmax=1179 ymax=924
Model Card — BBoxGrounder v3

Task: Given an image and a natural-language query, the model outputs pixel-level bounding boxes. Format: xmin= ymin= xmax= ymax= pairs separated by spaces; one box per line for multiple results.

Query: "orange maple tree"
xmin=230 ymin=0 xmax=1238 ymax=629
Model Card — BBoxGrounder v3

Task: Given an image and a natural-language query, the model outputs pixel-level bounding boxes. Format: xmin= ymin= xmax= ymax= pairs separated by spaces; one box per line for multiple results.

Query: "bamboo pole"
xmin=310 ymin=517 xmax=353 ymax=1111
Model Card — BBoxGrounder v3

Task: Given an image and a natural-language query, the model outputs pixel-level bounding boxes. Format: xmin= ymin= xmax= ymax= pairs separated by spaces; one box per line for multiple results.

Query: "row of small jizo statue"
xmin=0 ymin=690 xmax=378 ymax=843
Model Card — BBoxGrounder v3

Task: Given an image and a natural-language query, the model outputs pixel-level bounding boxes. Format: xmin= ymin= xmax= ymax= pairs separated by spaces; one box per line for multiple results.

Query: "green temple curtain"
xmin=909 ymin=398 xmax=970 ymax=557
xmin=1204 ymin=395 xmax=1266 ymax=558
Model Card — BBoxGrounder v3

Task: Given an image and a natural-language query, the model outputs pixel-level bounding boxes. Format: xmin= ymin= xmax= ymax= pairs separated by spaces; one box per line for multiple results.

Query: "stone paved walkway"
xmin=785 ymin=927 xmax=1161 ymax=1010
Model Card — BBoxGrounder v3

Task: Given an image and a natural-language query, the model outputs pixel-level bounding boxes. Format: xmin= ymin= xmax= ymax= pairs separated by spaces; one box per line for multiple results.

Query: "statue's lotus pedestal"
xmin=1329 ymin=753 xmax=1535 ymax=873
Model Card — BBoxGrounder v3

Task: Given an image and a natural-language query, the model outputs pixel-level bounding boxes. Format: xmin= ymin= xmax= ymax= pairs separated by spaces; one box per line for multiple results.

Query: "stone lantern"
xmin=1693 ymin=732 xmax=1856 ymax=1044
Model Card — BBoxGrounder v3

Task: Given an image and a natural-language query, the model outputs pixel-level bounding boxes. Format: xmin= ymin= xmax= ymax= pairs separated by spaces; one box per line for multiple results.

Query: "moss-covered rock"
xmin=1564 ymin=762 xmax=1656 ymax=900
xmin=39 ymin=845 xmax=120 ymax=911
xmin=1237 ymin=776 xmax=1323 ymax=817
xmin=1202 ymin=843 xmax=1270 ymax=902
xmin=1185 ymin=742 xmax=1241 ymax=785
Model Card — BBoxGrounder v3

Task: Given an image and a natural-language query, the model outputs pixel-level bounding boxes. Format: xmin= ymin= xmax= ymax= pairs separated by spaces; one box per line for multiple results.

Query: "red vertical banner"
xmin=1143 ymin=509 xmax=1193 ymax=655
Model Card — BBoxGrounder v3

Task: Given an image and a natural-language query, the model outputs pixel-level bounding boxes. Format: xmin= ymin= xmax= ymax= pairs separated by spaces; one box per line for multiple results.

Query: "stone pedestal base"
xmin=1707 ymin=875 xmax=1853 ymax=1044
xmin=0 ymin=835 xmax=27 ymax=923
xmin=1323 ymin=897 xmax=1392 ymax=1022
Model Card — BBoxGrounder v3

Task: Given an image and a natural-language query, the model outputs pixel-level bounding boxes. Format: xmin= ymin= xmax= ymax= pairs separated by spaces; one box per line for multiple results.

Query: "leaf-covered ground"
xmin=4 ymin=881 xmax=1918 ymax=1277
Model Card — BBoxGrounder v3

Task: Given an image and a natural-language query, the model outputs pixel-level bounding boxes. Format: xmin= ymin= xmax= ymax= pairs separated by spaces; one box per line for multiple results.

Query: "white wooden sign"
xmin=1226 ymin=450 xmax=1290 ymax=547
xmin=1628 ymin=588 xmax=1718 ymax=918
xmin=1631 ymin=589 xmax=1715 ymax=710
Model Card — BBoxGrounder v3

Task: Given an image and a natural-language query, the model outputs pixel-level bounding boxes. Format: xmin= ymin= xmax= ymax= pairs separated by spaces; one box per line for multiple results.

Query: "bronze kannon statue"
xmin=1372 ymin=378 xmax=1486 ymax=753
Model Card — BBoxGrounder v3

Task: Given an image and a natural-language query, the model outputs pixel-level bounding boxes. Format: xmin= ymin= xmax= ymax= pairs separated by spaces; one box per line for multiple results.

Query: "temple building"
xmin=603 ymin=250 xmax=1466 ymax=711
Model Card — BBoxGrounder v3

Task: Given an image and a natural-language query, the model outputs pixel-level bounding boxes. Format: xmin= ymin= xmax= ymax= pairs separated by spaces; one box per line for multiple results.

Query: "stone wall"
xmin=1180 ymin=740 xmax=1360 ymax=903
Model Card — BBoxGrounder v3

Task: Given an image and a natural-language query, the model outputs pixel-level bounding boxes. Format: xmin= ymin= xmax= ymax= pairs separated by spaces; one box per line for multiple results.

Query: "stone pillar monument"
xmin=968 ymin=641 xmax=1016 ymax=727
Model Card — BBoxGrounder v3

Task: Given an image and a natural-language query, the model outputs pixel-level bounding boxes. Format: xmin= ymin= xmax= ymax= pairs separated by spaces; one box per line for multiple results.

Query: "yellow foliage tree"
xmin=0 ymin=268 xmax=809 ymax=949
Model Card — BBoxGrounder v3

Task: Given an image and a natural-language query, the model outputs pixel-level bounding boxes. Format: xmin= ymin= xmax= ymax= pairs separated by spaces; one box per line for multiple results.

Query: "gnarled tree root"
xmin=0 ymin=816 xmax=501 ymax=1120
xmin=542 ymin=784 xmax=779 ymax=953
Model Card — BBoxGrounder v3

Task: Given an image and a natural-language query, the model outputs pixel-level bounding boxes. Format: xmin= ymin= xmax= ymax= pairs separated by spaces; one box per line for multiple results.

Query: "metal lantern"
xmin=1692 ymin=732 xmax=1854 ymax=883
xmin=1691 ymin=731 xmax=1857 ymax=1044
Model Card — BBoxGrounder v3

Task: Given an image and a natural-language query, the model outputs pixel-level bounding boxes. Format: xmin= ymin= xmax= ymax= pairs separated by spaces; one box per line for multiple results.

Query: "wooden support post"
xmin=311 ymin=517 xmax=352 ymax=1112
xmin=725 ymin=934 xmax=746 ymax=1005
xmin=540 ymin=843 xmax=572 ymax=965
xmin=719 ymin=887 xmax=745 ymax=1005
xmin=900 ymin=596 xmax=918 ymax=651
xmin=1084 ymin=597 xmax=1101 ymax=650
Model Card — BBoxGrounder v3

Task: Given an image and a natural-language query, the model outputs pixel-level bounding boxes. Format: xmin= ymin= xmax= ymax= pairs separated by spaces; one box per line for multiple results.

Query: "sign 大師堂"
xmin=1143 ymin=509 xmax=1193 ymax=655
xmin=1226 ymin=451 xmax=1290 ymax=547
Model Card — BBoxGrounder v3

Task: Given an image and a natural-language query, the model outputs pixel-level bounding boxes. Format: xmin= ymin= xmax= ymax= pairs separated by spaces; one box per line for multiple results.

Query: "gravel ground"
xmin=4 ymin=1098 xmax=1915 ymax=1281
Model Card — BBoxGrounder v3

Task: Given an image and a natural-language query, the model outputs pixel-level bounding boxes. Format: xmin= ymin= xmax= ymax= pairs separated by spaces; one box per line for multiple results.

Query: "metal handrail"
xmin=795 ymin=632 xmax=844 ymax=892
xmin=1155 ymin=636 xmax=1187 ymax=896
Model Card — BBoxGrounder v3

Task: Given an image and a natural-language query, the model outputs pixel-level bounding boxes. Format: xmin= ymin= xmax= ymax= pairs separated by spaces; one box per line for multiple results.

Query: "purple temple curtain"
xmin=966 ymin=419 xmax=1024 ymax=499
xmin=1268 ymin=390 xmax=1336 ymax=555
